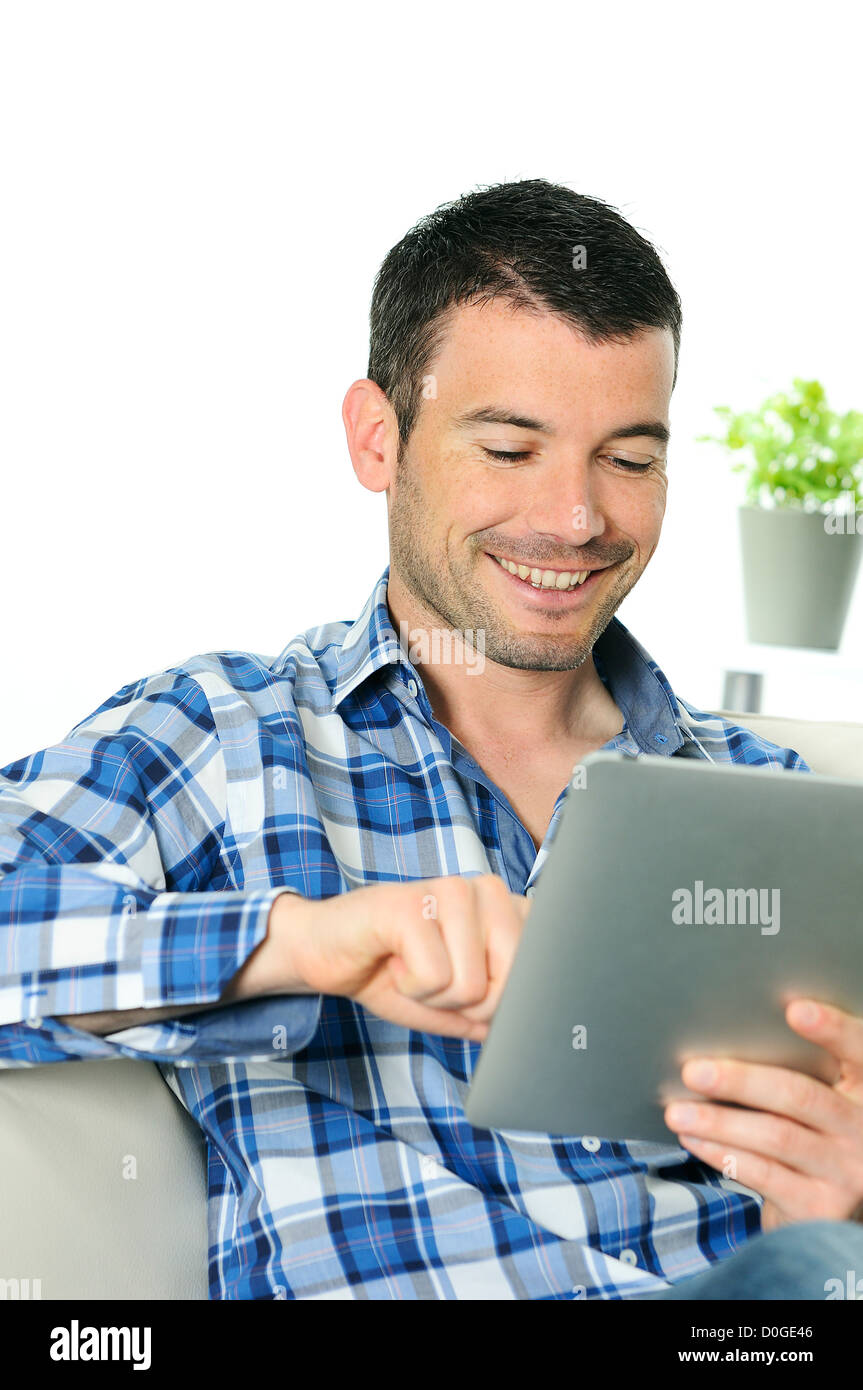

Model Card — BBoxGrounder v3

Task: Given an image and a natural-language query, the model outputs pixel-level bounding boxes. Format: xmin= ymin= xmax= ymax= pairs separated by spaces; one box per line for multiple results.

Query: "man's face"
xmin=387 ymin=299 xmax=674 ymax=671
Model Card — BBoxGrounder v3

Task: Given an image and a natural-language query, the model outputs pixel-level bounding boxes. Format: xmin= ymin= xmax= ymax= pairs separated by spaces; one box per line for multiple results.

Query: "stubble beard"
xmin=387 ymin=452 xmax=638 ymax=672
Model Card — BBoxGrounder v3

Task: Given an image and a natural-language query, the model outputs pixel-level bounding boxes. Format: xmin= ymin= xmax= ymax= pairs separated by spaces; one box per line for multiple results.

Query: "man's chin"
xmin=476 ymin=620 xmax=601 ymax=672
xmin=477 ymin=582 xmax=631 ymax=669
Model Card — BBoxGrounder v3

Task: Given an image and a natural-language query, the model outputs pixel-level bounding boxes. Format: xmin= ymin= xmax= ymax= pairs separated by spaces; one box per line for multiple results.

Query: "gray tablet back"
xmin=465 ymin=751 xmax=863 ymax=1143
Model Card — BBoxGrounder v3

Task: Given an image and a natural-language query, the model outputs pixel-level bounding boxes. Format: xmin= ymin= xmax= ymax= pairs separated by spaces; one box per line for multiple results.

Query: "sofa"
xmin=2 ymin=709 xmax=862 ymax=1300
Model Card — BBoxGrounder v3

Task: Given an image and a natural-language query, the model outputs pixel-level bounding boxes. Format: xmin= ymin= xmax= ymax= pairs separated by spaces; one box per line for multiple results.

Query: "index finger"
xmin=458 ymin=875 xmax=529 ymax=1023
xmin=680 ymin=1053 xmax=848 ymax=1134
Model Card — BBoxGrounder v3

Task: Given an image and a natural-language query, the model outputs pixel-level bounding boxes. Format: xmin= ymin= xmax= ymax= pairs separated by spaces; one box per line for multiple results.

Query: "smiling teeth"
xmin=494 ymin=555 xmax=590 ymax=589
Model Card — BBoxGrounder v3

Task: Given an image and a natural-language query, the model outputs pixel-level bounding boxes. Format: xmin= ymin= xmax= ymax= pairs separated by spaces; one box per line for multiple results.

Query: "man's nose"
xmin=524 ymin=458 xmax=606 ymax=547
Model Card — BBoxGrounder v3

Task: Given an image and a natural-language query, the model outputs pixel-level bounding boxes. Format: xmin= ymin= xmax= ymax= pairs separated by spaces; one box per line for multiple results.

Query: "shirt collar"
xmin=331 ymin=564 xmax=685 ymax=756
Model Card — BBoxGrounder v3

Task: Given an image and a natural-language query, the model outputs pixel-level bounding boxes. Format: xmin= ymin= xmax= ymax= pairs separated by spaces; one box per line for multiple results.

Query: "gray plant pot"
xmin=739 ymin=504 xmax=863 ymax=649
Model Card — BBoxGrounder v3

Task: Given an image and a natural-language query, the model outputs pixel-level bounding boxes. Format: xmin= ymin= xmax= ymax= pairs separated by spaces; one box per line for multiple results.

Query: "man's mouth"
xmin=486 ymin=551 xmax=606 ymax=593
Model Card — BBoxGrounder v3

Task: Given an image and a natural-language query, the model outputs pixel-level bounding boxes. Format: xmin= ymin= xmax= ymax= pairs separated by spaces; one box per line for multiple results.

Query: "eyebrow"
xmin=452 ymin=406 xmax=670 ymax=446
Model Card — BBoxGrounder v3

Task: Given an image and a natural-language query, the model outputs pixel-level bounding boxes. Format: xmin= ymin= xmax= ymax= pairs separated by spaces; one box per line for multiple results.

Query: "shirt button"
xmin=419 ymin=1154 xmax=440 ymax=1179
xmin=26 ymin=1016 xmax=43 ymax=1029
xmin=580 ymin=1135 xmax=601 ymax=1152
xmin=619 ymin=1248 xmax=638 ymax=1266
xmin=525 ymin=886 xmax=536 ymax=898
xmin=407 ymin=680 xmax=418 ymax=698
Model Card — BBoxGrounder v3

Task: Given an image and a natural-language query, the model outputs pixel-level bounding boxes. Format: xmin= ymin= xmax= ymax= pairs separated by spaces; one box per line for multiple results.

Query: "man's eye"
xmin=482 ymin=448 xmax=532 ymax=462
xmin=481 ymin=448 xmax=658 ymax=471
xmin=601 ymin=455 xmax=654 ymax=473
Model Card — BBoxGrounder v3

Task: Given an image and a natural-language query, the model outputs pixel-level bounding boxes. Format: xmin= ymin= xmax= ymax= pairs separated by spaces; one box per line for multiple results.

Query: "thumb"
xmin=388 ymin=955 xmax=425 ymax=998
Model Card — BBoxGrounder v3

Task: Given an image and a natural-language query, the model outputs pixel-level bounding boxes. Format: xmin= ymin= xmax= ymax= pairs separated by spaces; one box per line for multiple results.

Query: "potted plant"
xmin=698 ymin=378 xmax=863 ymax=649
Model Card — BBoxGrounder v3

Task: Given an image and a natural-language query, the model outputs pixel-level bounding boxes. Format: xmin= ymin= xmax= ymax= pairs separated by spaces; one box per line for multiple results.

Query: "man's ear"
xmin=342 ymin=379 xmax=399 ymax=494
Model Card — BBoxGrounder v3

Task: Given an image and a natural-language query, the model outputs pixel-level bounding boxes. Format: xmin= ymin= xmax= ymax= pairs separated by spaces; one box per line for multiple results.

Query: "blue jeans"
xmin=638 ymin=1220 xmax=863 ymax=1300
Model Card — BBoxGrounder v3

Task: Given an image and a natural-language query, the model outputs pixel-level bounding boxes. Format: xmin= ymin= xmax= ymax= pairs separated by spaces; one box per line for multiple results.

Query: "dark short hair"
xmin=367 ymin=177 xmax=682 ymax=452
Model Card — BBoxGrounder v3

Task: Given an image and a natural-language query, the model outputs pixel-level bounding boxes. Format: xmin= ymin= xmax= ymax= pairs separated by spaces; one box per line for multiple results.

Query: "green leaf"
xmin=696 ymin=378 xmax=862 ymax=509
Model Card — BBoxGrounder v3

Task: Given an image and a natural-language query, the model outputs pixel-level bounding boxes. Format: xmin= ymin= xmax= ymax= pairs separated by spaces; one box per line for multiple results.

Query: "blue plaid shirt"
xmin=0 ymin=565 xmax=812 ymax=1299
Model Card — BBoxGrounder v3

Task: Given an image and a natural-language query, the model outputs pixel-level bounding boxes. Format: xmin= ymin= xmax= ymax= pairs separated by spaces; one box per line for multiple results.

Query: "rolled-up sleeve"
xmin=0 ymin=668 xmax=322 ymax=1066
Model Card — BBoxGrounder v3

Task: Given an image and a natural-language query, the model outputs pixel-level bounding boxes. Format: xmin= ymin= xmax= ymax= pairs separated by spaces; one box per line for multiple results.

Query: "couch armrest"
xmin=0 ymin=1058 xmax=208 ymax=1299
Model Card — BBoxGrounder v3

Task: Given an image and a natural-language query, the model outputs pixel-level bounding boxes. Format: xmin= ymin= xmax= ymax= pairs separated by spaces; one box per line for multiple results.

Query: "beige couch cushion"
xmin=715 ymin=709 xmax=863 ymax=779
xmin=0 ymin=1058 xmax=208 ymax=1299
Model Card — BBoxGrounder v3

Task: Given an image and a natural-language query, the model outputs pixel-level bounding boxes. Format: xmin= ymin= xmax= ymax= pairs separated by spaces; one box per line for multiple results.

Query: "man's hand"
xmin=663 ymin=998 xmax=863 ymax=1229
xmin=233 ymin=874 xmax=531 ymax=1042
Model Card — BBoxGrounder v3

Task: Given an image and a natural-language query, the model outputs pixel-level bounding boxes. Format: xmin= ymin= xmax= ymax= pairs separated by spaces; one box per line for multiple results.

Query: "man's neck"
xmin=387 ymin=579 xmax=621 ymax=753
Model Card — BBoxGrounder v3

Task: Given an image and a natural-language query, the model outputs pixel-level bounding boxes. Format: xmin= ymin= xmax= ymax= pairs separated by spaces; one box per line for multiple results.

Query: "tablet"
xmin=465 ymin=750 xmax=863 ymax=1143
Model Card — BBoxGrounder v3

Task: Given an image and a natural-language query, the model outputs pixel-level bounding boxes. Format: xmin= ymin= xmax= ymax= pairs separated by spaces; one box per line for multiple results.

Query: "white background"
xmin=2 ymin=0 xmax=861 ymax=766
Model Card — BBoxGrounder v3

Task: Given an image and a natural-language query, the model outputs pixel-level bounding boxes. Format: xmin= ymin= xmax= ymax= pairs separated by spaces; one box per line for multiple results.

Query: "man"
xmin=1 ymin=179 xmax=862 ymax=1301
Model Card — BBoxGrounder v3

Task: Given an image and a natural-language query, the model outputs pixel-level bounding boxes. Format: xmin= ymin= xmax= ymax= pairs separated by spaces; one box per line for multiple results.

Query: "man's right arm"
xmin=1 ymin=668 xmax=530 ymax=1061
xmin=54 ymin=868 xmax=533 ymax=1044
